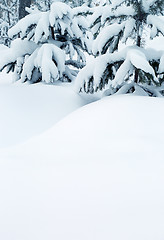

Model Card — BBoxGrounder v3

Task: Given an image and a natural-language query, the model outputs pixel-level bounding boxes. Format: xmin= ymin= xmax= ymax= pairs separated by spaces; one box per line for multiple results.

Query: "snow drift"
xmin=0 ymin=95 xmax=164 ymax=240
xmin=0 ymin=76 xmax=90 ymax=148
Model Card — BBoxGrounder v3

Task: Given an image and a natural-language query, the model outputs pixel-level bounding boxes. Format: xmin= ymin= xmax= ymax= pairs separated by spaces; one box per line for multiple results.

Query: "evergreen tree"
xmin=30 ymin=0 xmax=52 ymax=11
xmin=0 ymin=0 xmax=18 ymax=46
xmin=0 ymin=1 xmax=92 ymax=84
xmin=32 ymin=0 xmax=93 ymax=10
xmin=76 ymin=0 xmax=164 ymax=96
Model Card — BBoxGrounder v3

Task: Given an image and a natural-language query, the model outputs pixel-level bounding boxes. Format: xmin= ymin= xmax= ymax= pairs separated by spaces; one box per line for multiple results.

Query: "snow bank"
xmin=0 ymin=95 xmax=164 ymax=240
xmin=0 ymin=80 xmax=90 ymax=148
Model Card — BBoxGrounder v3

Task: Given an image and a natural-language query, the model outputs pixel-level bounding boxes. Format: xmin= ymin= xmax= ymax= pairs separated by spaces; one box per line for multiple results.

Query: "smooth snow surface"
xmin=0 ymin=95 xmax=164 ymax=240
xmin=0 ymin=72 xmax=91 ymax=148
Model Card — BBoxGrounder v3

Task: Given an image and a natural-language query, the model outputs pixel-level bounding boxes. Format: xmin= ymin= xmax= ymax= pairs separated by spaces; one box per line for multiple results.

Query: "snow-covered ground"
xmin=0 ymin=71 xmax=100 ymax=148
xmin=1 ymin=3 xmax=164 ymax=239
xmin=1 ymin=34 xmax=164 ymax=238
xmin=0 ymin=80 xmax=164 ymax=239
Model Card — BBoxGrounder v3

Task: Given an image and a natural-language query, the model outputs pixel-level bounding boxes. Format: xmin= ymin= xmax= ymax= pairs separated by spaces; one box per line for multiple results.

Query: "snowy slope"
xmin=0 ymin=95 xmax=164 ymax=240
xmin=0 ymin=71 xmax=99 ymax=148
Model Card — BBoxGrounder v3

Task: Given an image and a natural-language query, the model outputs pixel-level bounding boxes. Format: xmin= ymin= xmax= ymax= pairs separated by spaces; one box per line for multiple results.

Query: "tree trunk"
xmin=51 ymin=26 xmax=55 ymax=40
xmin=19 ymin=0 xmax=31 ymax=19
xmin=134 ymin=35 xmax=141 ymax=83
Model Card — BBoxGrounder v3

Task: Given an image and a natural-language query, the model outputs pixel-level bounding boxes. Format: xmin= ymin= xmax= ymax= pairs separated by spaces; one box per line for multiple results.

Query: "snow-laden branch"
xmin=21 ymin=44 xmax=65 ymax=83
xmin=0 ymin=39 xmax=37 ymax=72
xmin=75 ymin=46 xmax=164 ymax=93
xmin=0 ymin=3 xmax=12 ymax=13
xmin=147 ymin=15 xmax=164 ymax=38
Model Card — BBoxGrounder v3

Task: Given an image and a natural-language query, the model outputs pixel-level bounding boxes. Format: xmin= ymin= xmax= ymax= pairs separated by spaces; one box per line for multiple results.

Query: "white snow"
xmin=158 ymin=53 xmax=164 ymax=73
xmin=111 ymin=0 xmax=124 ymax=8
xmin=92 ymin=22 xmax=125 ymax=55
xmin=8 ymin=12 xmax=42 ymax=39
xmin=147 ymin=15 xmax=164 ymax=36
xmin=147 ymin=36 xmax=164 ymax=51
xmin=35 ymin=44 xmax=65 ymax=83
xmin=0 ymin=39 xmax=37 ymax=72
xmin=114 ymin=5 xmax=135 ymax=17
xmin=75 ymin=58 xmax=95 ymax=91
xmin=112 ymin=57 xmax=132 ymax=87
xmin=0 ymin=94 xmax=164 ymax=240
xmin=49 ymin=2 xmax=72 ymax=25
xmin=0 ymin=73 xmax=92 ymax=148
xmin=34 ymin=12 xmax=50 ymax=43
xmin=0 ymin=44 xmax=8 ymax=51
xmin=128 ymin=49 xmax=157 ymax=79
xmin=122 ymin=18 xmax=135 ymax=43
xmin=1 ymin=1 xmax=164 ymax=238
xmin=76 ymin=45 xmax=164 ymax=91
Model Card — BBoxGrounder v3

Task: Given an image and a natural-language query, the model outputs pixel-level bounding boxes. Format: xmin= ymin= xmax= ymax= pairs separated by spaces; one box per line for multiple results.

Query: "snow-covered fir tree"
xmin=31 ymin=0 xmax=93 ymax=11
xmin=30 ymin=0 xmax=52 ymax=11
xmin=0 ymin=1 xmax=92 ymax=84
xmin=0 ymin=0 xmax=18 ymax=46
xmin=76 ymin=0 xmax=164 ymax=96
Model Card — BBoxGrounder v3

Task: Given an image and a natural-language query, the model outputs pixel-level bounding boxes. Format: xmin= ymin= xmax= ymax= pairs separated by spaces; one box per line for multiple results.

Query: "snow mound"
xmin=0 ymin=82 xmax=88 ymax=148
xmin=0 ymin=95 xmax=164 ymax=240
